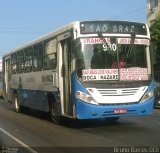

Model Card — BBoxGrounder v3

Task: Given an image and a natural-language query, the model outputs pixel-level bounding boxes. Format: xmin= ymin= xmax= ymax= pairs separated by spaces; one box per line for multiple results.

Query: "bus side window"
xmin=24 ymin=47 xmax=33 ymax=72
xmin=43 ymin=39 xmax=57 ymax=70
xmin=33 ymin=44 xmax=43 ymax=71
xmin=11 ymin=53 xmax=17 ymax=74
xmin=17 ymin=50 xmax=24 ymax=74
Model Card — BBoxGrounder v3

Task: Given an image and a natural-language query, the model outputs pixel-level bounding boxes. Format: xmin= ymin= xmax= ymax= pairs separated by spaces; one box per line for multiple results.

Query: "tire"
xmin=14 ymin=94 xmax=22 ymax=113
xmin=49 ymin=102 xmax=62 ymax=124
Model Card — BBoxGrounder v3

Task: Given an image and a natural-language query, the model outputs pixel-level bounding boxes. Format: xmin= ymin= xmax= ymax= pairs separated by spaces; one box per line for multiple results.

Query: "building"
xmin=147 ymin=1 xmax=160 ymax=81
xmin=147 ymin=0 xmax=160 ymax=26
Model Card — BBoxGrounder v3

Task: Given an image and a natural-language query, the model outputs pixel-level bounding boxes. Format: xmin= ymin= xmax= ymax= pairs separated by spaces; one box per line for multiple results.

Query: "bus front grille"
xmin=97 ymin=88 xmax=139 ymax=96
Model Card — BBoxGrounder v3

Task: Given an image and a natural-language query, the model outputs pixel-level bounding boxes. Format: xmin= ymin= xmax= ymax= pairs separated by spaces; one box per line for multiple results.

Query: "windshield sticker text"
xmin=81 ymin=38 xmax=111 ymax=44
xmin=82 ymin=69 xmax=118 ymax=81
xmin=118 ymin=38 xmax=150 ymax=45
xmin=120 ymin=68 xmax=148 ymax=80
xmin=82 ymin=68 xmax=148 ymax=81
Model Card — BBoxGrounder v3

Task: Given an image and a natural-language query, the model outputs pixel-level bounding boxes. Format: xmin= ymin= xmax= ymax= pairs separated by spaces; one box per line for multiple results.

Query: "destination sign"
xmin=80 ymin=21 xmax=147 ymax=35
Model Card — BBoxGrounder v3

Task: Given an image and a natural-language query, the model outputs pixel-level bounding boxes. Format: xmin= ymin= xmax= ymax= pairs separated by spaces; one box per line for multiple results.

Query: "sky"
xmin=0 ymin=0 xmax=146 ymax=58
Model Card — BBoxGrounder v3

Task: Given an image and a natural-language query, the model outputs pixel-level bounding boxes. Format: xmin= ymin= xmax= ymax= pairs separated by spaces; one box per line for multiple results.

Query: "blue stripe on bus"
xmin=75 ymin=97 xmax=154 ymax=119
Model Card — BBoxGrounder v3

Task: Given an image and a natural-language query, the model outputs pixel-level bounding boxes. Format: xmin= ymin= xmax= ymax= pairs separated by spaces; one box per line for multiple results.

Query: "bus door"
xmin=57 ymin=32 xmax=72 ymax=116
xmin=3 ymin=57 xmax=11 ymax=101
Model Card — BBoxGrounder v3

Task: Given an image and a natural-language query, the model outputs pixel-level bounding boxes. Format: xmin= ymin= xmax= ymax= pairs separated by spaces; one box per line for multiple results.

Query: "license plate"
xmin=114 ymin=108 xmax=127 ymax=114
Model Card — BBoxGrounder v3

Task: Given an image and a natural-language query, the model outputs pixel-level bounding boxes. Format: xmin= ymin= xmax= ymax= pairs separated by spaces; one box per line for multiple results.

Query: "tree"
xmin=150 ymin=15 xmax=160 ymax=69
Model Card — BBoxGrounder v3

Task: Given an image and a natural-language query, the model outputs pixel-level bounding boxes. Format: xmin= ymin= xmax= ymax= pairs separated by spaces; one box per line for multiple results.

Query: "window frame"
xmin=33 ymin=43 xmax=43 ymax=71
xmin=11 ymin=53 xmax=17 ymax=74
xmin=16 ymin=50 xmax=24 ymax=74
xmin=43 ymin=38 xmax=57 ymax=70
xmin=24 ymin=47 xmax=33 ymax=73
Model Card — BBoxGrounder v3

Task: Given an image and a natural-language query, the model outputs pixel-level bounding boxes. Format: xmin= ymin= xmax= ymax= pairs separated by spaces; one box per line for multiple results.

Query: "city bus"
xmin=2 ymin=20 xmax=155 ymax=124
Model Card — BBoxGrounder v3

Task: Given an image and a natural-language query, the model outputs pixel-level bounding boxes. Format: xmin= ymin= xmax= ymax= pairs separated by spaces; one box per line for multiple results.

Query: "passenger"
xmin=112 ymin=54 xmax=126 ymax=69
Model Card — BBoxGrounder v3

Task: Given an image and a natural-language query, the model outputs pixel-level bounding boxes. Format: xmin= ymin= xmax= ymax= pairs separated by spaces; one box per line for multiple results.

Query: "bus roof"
xmin=3 ymin=21 xmax=80 ymax=57
xmin=3 ymin=20 xmax=149 ymax=58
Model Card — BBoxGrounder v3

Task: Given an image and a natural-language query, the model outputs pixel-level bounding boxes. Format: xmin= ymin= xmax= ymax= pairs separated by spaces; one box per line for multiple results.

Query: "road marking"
xmin=0 ymin=127 xmax=38 ymax=153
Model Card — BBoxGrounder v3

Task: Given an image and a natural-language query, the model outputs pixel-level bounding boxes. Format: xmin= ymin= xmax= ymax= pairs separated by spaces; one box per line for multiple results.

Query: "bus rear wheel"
xmin=14 ymin=94 xmax=22 ymax=113
xmin=49 ymin=102 xmax=62 ymax=124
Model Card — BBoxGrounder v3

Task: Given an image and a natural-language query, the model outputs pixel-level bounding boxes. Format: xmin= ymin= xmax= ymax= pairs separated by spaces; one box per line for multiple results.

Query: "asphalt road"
xmin=0 ymin=99 xmax=160 ymax=153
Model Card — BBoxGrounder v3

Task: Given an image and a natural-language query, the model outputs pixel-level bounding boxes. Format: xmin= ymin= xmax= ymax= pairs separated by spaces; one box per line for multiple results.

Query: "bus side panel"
xmin=13 ymin=88 xmax=60 ymax=112
xmin=10 ymin=70 xmax=59 ymax=112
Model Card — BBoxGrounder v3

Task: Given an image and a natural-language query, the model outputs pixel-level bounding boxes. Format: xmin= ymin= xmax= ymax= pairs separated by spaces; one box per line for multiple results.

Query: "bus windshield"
xmin=75 ymin=37 xmax=151 ymax=82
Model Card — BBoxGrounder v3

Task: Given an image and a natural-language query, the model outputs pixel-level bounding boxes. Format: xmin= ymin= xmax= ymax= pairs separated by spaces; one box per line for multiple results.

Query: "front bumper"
xmin=75 ymin=97 xmax=154 ymax=119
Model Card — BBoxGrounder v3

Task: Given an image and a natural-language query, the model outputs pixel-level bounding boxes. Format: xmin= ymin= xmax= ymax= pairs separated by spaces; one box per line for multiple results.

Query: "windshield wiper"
xmin=127 ymin=33 xmax=136 ymax=58
xmin=97 ymin=32 xmax=116 ymax=44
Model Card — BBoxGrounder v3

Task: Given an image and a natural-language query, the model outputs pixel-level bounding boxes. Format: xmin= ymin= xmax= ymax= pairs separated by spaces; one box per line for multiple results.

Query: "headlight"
xmin=76 ymin=91 xmax=98 ymax=105
xmin=140 ymin=90 xmax=154 ymax=103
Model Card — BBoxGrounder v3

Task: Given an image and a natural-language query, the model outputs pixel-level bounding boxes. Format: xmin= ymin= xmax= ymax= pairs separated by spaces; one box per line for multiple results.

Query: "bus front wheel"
xmin=49 ymin=102 xmax=62 ymax=124
xmin=14 ymin=94 xmax=22 ymax=113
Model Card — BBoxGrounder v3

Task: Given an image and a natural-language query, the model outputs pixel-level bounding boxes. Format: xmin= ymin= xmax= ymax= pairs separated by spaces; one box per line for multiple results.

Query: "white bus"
xmin=2 ymin=20 xmax=155 ymax=123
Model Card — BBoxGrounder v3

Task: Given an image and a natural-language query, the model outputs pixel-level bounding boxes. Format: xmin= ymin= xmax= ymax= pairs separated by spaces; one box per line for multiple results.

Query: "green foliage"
xmin=150 ymin=15 xmax=160 ymax=44
xmin=150 ymin=15 xmax=160 ymax=69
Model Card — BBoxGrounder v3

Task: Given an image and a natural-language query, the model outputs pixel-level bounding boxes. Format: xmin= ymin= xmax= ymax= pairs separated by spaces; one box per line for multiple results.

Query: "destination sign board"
xmin=80 ymin=21 xmax=147 ymax=35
